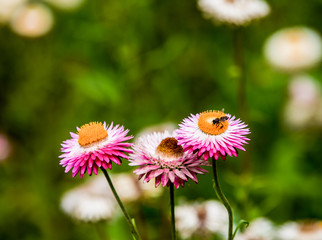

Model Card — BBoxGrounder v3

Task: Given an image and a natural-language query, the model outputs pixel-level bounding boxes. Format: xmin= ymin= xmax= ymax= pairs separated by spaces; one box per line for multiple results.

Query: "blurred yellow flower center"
xmin=78 ymin=122 xmax=108 ymax=146
xmin=300 ymin=221 xmax=322 ymax=232
xmin=288 ymin=31 xmax=301 ymax=43
xmin=156 ymin=137 xmax=184 ymax=160
xmin=198 ymin=110 xmax=229 ymax=135
xmin=197 ymin=206 xmax=207 ymax=222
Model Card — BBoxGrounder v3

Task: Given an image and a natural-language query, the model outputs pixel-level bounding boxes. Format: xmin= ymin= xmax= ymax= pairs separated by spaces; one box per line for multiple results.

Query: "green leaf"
xmin=233 ymin=220 xmax=249 ymax=239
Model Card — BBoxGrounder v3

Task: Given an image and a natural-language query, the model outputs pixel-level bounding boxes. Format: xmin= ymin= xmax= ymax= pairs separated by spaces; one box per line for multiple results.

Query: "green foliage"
xmin=0 ymin=0 xmax=321 ymax=239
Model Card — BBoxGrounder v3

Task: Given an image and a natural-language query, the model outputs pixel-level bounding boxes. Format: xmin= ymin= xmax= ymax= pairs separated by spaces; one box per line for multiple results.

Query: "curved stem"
xmin=233 ymin=220 xmax=249 ymax=239
xmin=170 ymin=183 xmax=177 ymax=240
xmin=101 ymin=168 xmax=141 ymax=240
xmin=212 ymin=159 xmax=233 ymax=240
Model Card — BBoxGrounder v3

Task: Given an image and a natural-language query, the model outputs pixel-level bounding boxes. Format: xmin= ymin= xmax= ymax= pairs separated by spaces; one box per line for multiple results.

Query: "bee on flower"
xmin=176 ymin=110 xmax=250 ymax=161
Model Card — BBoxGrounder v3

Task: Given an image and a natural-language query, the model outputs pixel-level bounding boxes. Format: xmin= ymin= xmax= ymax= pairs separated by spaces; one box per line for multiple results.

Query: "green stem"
xmin=100 ymin=168 xmax=141 ymax=240
xmin=212 ymin=159 xmax=233 ymax=240
xmin=170 ymin=183 xmax=177 ymax=240
xmin=233 ymin=220 xmax=249 ymax=239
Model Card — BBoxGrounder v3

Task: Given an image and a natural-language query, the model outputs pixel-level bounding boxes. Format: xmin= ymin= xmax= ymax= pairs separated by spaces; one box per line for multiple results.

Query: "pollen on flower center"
xmin=78 ymin=122 xmax=108 ymax=147
xmin=198 ymin=110 xmax=229 ymax=135
xmin=156 ymin=137 xmax=184 ymax=160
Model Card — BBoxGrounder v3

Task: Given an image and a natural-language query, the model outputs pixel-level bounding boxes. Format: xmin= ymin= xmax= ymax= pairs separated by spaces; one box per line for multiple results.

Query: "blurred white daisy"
xmin=234 ymin=217 xmax=275 ymax=240
xmin=134 ymin=122 xmax=177 ymax=144
xmin=45 ymin=0 xmax=85 ymax=11
xmin=277 ymin=221 xmax=322 ymax=240
xmin=289 ymin=75 xmax=320 ymax=105
xmin=0 ymin=0 xmax=26 ymax=23
xmin=175 ymin=204 xmax=199 ymax=239
xmin=284 ymin=74 xmax=322 ymax=129
xmin=277 ymin=222 xmax=299 ymax=240
xmin=112 ymin=173 xmax=141 ymax=202
xmin=203 ymin=200 xmax=229 ymax=235
xmin=61 ymin=184 xmax=116 ymax=222
xmin=112 ymin=173 xmax=164 ymax=202
xmin=138 ymin=177 xmax=164 ymax=199
xmin=198 ymin=0 xmax=270 ymax=26
xmin=264 ymin=27 xmax=322 ymax=72
xmin=175 ymin=200 xmax=228 ymax=239
xmin=76 ymin=173 xmax=163 ymax=204
xmin=10 ymin=3 xmax=54 ymax=38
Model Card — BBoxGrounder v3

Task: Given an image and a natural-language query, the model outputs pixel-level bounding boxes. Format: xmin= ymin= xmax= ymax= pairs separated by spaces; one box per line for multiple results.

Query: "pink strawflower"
xmin=176 ymin=110 xmax=250 ymax=161
xmin=129 ymin=131 xmax=209 ymax=189
xmin=59 ymin=122 xmax=133 ymax=178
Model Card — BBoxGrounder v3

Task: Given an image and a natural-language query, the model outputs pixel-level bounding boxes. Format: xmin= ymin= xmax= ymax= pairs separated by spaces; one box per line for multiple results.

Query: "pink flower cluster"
xmin=59 ymin=111 xmax=250 ymax=187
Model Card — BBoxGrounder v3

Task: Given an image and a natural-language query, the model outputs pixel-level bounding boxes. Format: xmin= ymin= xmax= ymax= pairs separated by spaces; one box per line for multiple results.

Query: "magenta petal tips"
xmin=175 ymin=110 xmax=250 ymax=161
xmin=59 ymin=122 xmax=133 ymax=178
xmin=129 ymin=131 xmax=209 ymax=189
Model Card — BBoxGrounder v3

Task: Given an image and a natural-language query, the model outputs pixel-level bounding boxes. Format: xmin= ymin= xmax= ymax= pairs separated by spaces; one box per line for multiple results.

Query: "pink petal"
xmin=180 ymin=168 xmax=194 ymax=180
xmin=155 ymin=176 xmax=161 ymax=187
xmin=95 ymin=160 xmax=102 ymax=167
xmin=149 ymin=169 xmax=164 ymax=179
xmin=101 ymin=161 xmax=107 ymax=169
xmin=173 ymin=178 xmax=180 ymax=189
xmin=161 ymin=173 xmax=169 ymax=187
xmin=107 ymin=162 xmax=112 ymax=169
xmin=87 ymin=165 xmax=92 ymax=175
xmin=133 ymin=165 xmax=160 ymax=175
xmin=93 ymin=165 xmax=98 ymax=175
xmin=174 ymin=169 xmax=187 ymax=181
xmin=169 ymin=171 xmax=175 ymax=182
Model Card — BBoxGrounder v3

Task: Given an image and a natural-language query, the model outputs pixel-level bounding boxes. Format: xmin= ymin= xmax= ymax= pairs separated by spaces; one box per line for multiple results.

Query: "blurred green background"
xmin=0 ymin=0 xmax=321 ymax=239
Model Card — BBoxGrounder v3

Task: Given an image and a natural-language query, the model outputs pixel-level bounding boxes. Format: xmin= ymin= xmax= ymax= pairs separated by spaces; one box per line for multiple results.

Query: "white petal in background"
xmin=10 ymin=3 xmax=54 ymax=38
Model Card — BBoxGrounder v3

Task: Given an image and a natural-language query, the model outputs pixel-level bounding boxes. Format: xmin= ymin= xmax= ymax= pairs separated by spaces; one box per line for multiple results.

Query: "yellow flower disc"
xmin=78 ymin=122 xmax=108 ymax=146
xmin=156 ymin=137 xmax=184 ymax=159
xmin=198 ymin=110 xmax=229 ymax=135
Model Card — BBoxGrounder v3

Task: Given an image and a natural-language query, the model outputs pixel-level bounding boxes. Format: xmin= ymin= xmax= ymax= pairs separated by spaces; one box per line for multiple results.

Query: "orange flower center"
xmin=288 ymin=31 xmax=301 ymax=43
xmin=78 ymin=122 xmax=108 ymax=146
xmin=156 ymin=137 xmax=184 ymax=160
xmin=300 ymin=221 xmax=322 ymax=232
xmin=198 ymin=110 xmax=229 ymax=135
